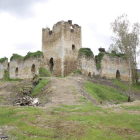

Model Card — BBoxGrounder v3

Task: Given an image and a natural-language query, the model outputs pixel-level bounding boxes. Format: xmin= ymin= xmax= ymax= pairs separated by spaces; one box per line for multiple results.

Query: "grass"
xmin=85 ymin=81 xmax=128 ymax=103
xmin=1 ymin=101 xmax=140 ymax=140
xmin=24 ymin=51 xmax=43 ymax=60
xmin=10 ymin=54 xmax=24 ymax=61
xmin=73 ymin=70 xmax=82 ymax=74
xmin=39 ymin=67 xmax=52 ymax=77
xmin=31 ymin=79 xmax=49 ymax=97
xmin=0 ymin=57 xmax=7 ymax=63
xmin=10 ymin=51 xmax=43 ymax=61
xmin=106 ymin=52 xmax=126 ymax=58
xmin=113 ymin=79 xmax=140 ymax=92
xmin=78 ymin=48 xmax=94 ymax=57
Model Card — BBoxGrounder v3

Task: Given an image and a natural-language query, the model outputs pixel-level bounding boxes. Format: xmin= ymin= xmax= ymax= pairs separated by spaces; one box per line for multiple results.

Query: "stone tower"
xmin=42 ymin=20 xmax=82 ymax=76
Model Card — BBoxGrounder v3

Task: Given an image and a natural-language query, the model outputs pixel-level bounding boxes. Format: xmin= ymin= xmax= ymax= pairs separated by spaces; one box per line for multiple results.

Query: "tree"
xmin=109 ymin=14 xmax=140 ymax=84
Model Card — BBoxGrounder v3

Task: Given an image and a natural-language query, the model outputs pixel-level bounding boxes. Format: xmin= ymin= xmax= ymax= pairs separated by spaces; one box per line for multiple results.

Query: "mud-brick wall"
xmin=10 ymin=57 xmax=43 ymax=79
xmin=78 ymin=55 xmax=95 ymax=77
xmin=0 ymin=59 xmax=8 ymax=79
xmin=100 ymin=54 xmax=130 ymax=81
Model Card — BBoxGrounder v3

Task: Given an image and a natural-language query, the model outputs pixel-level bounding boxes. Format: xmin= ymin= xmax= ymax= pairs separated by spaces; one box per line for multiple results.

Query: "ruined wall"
xmin=100 ymin=54 xmax=130 ymax=81
xmin=10 ymin=57 xmax=43 ymax=79
xmin=63 ymin=21 xmax=81 ymax=76
xmin=42 ymin=20 xmax=81 ymax=76
xmin=78 ymin=55 xmax=95 ymax=77
xmin=0 ymin=58 xmax=8 ymax=79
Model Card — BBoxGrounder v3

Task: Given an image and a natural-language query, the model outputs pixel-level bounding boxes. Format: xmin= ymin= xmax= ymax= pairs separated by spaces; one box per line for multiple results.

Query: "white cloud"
xmin=0 ymin=0 xmax=140 ymax=67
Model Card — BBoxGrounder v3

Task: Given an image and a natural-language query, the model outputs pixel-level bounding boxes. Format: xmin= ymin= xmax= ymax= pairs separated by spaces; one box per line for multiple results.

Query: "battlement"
xmin=42 ymin=20 xmax=81 ymax=41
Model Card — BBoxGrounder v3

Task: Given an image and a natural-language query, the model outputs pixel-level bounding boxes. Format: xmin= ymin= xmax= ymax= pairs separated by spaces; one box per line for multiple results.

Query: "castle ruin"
xmin=0 ymin=20 xmax=130 ymax=81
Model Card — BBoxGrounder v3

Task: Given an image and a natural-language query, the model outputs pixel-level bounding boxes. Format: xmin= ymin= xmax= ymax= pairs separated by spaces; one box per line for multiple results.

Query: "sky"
xmin=0 ymin=0 xmax=140 ymax=68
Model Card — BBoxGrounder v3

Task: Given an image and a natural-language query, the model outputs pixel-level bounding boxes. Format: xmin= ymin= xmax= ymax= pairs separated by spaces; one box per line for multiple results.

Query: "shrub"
xmin=39 ymin=68 xmax=52 ymax=77
xmin=0 ymin=57 xmax=7 ymax=63
xmin=78 ymin=48 xmax=94 ymax=57
xmin=73 ymin=70 xmax=82 ymax=74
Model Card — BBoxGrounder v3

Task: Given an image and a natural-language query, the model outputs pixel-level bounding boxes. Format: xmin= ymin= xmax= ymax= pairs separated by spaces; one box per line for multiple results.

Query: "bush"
xmin=0 ymin=57 xmax=7 ymax=63
xmin=73 ymin=70 xmax=82 ymax=74
xmin=78 ymin=48 xmax=94 ymax=57
xmin=39 ymin=68 xmax=52 ymax=77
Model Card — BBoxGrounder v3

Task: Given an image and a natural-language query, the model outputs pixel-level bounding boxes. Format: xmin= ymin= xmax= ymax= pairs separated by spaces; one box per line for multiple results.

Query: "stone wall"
xmin=0 ymin=58 xmax=8 ymax=79
xmin=10 ymin=57 xmax=43 ymax=79
xmin=99 ymin=54 xmax=130 ymax=81
xmin=78 ymin=55 xmax=95 ymax=77
xmin=42 ymin=20 xmax=81 ymax=76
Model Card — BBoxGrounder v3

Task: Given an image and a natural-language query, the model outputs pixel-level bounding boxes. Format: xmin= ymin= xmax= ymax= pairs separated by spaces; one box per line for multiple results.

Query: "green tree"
xmin=109 ymin=14 xmax=140 ymax=84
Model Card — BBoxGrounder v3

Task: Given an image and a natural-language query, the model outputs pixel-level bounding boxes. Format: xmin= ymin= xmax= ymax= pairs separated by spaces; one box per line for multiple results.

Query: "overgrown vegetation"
xmin=73 ymin=70 xmax=82 ymax=74
xmin=106 ymin=52 xmax=126 ymax=58
xmin=78 ymin=48 xmax=94 ymax=57
xmin=10 ymin=51 xmax=43 ymax=61
xmin=31 ymin=79 xmax=49 ymax=97
xmin=0 ymin=57 xmax=7 ymax=63
xmin=39 ymin=67 xmax=52 ymax=77
xmin=85 ymin=81 xmax=128 ymax=103
xmin=10 ymin=54 xmax=24 ymax=61
xmin=2 ymin=70 xmax=22 ymax=82
xmin=24 ymin=51 xmax=43 ymax=60
xmin=96 ymin=53 xmax=104 ymax=70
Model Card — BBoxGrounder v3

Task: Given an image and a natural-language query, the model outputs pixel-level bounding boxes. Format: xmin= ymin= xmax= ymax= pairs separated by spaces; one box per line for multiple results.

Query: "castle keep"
xmin=0 ymin=20 xmax=130 ymax=81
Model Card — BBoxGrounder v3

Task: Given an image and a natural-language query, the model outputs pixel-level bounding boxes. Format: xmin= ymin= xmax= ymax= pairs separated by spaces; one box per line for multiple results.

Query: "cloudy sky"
xmin=0 ymin=0 xmax=140 ymax=68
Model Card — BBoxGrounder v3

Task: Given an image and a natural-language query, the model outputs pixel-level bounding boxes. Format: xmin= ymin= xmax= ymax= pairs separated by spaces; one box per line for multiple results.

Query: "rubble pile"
xmin=13 ymin=75 xmax=42 ymax=106
xmin=13 ymin=96 xmax=40 ymax=106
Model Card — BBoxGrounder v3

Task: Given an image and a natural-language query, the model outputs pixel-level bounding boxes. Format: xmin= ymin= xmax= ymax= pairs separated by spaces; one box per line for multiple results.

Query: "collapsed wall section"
xmin=100 ymin=54 xmax=130 ymax=81
xmin=10 ymin=53 xmax=43 ymax=79
xmin=0 ymin=57 xmax=8 ymax=79
xmin=77 ymin=48 xmax=95 ymax=76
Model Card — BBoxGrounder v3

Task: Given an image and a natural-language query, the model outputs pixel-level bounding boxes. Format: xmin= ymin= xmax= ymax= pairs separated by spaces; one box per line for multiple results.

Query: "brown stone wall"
xmin=100 ymin=54 xmax=130 ymax=81
xmin=42 ymin=20 xmax=82 ymax=76
xmin=78 ymin=55 xmax=95 ymax=76
xmin=0 ymin=59 xmax=8 ymax=79
xmin=10 ymin=57 xmax=43 ymax=79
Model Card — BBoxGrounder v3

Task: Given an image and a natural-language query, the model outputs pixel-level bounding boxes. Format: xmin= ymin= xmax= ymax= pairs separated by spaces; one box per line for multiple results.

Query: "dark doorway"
xmin=49 ymin=57 xmax=54 ymax=74
xmin=15 ymin=67 xmax=18 ymax=76
xmin=31 ymin=64 xmax=36 ymax=75
xmin=88 ymin=72 xmax=91 ymax=77
xmin=116 ymin=70 xmax=120 ymax=79
xmin=72 ymin=44 xmax=75 ymax=51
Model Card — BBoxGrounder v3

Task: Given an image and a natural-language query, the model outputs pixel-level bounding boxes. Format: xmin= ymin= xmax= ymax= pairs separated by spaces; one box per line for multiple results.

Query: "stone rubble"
xmin=13 ymin=96 xmax=40 ymax=106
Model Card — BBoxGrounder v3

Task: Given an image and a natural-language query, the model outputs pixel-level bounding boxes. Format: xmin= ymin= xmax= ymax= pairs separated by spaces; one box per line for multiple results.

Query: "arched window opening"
xmin=88 ymin=72 xmax=91 ymax=77
xmin=72 ymin=44 xmax=75 ymax=51
xmin=15 ymin=67 xmax=18 ymax=76
xmin=31 ymin=64 xmax=36 ymax=75
xmin=49 ymin=57 xmax=54 ymax=74
xmin=116 ymin=70 xmax=120 ymax=79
